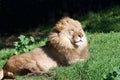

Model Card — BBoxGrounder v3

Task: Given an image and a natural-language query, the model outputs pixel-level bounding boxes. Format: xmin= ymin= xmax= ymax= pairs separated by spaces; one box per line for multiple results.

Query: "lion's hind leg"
xmin=24 ymin=63 xmax=53 ymax=77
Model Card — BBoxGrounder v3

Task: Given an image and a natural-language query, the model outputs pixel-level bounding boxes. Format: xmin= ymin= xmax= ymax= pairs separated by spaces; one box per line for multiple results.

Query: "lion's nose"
xmin=78 ymin=34 xmax=83 ymax=38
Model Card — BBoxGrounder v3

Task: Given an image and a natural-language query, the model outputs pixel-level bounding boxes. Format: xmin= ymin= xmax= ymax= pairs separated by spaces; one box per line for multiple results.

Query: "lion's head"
xmin=48 ymin=17 xmax=89 ymax=65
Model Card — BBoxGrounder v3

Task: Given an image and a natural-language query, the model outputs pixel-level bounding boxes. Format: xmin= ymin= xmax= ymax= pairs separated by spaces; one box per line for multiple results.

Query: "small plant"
xmin=103 ymin=67 xmax=120 ymax=80
xmin=14 ymin=35 xmax=35 ymax=54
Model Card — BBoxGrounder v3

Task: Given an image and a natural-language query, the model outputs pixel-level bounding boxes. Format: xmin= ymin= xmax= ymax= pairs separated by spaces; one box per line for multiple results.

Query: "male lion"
xmin=0 ymin=17 xmax=89 ymax=79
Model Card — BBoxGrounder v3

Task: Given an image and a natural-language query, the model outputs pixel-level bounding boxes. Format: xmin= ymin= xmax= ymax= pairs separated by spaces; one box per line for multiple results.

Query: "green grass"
xmin=81 ymin=6 xmax=120 ymax=32
xmin=0 ymin=6 xmax=120 ymax=80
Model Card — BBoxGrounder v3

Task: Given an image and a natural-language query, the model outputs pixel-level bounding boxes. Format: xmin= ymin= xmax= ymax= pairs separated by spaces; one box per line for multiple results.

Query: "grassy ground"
xmin=0 ymin=6 xmax=120 ymax=80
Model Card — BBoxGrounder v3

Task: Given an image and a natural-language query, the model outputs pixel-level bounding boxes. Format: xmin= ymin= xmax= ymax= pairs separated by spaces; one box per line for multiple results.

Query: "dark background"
xmin=0 ymin=0 xmax=120 ymax=34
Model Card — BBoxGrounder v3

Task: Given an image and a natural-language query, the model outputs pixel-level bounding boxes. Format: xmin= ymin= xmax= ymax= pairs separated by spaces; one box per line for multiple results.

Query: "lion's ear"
xmin=52 ymin=24 xmax=64 ymax=33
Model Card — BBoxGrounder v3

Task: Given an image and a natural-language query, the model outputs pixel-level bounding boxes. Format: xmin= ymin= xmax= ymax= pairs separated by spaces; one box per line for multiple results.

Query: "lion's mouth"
xmin=75 ymin=40 xmax=83 ymax=46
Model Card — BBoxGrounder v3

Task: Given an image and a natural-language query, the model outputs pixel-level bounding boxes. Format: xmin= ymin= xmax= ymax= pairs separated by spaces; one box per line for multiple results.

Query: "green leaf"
xmin=30 ymin=36 xmax=35 ymax=42
xmin=18 ymin=35 xmax=25 ymax=42
xmin=14 ymin=42 xmax=19 ymax=47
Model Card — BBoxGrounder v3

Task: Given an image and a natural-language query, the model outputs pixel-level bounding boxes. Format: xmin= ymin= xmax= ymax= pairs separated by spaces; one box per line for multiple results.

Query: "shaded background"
xmin=0 ymin=0 xmax=120 ymax=35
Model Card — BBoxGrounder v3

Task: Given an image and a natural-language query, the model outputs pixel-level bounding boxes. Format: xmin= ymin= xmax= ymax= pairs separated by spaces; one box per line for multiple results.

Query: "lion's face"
xmin=60 ymin=25 xmax=84 ymax=47
xmin=49 ymin=17 xmax=86 ymax=49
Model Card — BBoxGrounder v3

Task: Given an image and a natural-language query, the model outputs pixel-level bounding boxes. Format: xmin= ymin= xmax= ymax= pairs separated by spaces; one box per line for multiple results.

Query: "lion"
xmin=0 ymin=17 xmax=89 ymax=79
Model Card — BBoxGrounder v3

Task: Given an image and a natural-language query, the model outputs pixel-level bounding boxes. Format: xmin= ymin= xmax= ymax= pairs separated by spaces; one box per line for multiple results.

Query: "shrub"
xmin=103 ymin=67 xmax=120 ymax=80
xmin=83 ymin=6 xmax=120 ymax=32
xmin=14 ymin=35 xmax=35 ymax=54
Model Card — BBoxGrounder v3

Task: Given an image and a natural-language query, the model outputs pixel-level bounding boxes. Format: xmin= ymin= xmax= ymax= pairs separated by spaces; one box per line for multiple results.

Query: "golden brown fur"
xmin=0 ymin=17 xmax=89 ymax=79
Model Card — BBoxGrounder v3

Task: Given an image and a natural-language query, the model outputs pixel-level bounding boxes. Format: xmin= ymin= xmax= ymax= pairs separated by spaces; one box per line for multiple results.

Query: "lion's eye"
xmin=69 ymin=30 xmax=74 ymax=35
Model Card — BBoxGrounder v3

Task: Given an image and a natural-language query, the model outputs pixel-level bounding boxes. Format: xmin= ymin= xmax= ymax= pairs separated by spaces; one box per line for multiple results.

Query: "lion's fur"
xmin=0 ymin=17 xmax=89 ymax=79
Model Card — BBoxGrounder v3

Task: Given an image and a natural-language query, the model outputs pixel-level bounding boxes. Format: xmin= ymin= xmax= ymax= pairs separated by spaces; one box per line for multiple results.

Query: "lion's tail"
xmin=0 ymin=69 xmax=4 ymax=80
